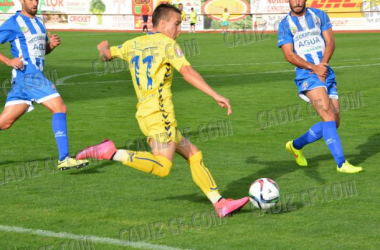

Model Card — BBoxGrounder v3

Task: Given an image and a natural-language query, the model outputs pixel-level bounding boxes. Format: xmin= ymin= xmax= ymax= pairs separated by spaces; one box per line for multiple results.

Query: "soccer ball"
xmin=249 ymin=178 xmax=280 ymax=210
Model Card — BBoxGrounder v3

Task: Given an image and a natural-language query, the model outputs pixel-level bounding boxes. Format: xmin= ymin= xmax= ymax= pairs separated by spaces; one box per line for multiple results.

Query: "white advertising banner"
xmin=178 ymin=0 xmax=202 ymax=30
xmin=250 ymin=0 xmax=380 ymax=31
xmin=0 ymin=0 xmax=379 ymax=31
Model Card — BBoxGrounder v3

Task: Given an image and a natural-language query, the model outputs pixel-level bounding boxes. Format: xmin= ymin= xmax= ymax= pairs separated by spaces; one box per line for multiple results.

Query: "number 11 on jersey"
xmin=131 ymin=55 xmax=153 ymax=90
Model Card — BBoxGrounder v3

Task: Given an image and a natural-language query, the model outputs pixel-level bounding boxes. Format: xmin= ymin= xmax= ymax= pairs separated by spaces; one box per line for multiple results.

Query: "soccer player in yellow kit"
xmin=178 ymin=3 xmax=186 ymax=21
xmin=190 ymin=8 xmax=197 ymax=33
xmin=76 ymin=4 xmax=248 ymax=217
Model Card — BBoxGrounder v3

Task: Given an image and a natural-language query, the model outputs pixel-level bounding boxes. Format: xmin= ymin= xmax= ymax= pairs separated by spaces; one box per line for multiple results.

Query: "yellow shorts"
xmin=137 ymin=112 xmax=182 ymax=144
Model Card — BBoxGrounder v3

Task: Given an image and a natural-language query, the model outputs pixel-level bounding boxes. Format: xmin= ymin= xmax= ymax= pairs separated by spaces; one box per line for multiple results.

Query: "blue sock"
xmin=293 ymin=122 xmax=324 ymax=150
xmin=323 ymin=121 xmax=345 ymax=167
xmin=52 ymin=113 xmax=69 ymax=161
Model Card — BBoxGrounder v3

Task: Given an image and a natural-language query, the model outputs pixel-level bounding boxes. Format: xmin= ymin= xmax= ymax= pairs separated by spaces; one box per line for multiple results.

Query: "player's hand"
xmin=48 ymin=32 xmax=61 ymax=49
xmin=317 ymin=75 xmax=326 ymax=83
xmin=6 ymin=55 xmax=24 ymax=70
xmin=97 ymin=40 xmax=110 ymax=52
xmin=310 ymin=63 xmax=328 ymax=81
xmin=214 ymin=94 xmax=232 ymax=116
xmin=97 ymin=40 xmax=112 ymax=61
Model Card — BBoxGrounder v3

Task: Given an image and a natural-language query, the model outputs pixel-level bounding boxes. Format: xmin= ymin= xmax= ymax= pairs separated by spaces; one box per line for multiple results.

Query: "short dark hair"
xmin=152 ymin=4 xmax=181 ymax=27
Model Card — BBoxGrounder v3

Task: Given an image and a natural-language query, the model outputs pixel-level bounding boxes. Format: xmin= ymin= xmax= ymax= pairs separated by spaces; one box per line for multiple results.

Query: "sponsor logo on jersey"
xmin=21 ymin=26 xmax=29 ymax=34
xmin=315 ymin=17 xmax=321 ymax=26
xmin=175 ymin=48 xmax=183 ymax=57
xmin=291 ymin=26 xmax=298 ymax=35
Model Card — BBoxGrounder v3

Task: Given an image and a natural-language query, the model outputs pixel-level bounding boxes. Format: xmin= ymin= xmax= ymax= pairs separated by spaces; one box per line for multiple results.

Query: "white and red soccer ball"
xmin=249 ymin=178 xmax=280 ymax=210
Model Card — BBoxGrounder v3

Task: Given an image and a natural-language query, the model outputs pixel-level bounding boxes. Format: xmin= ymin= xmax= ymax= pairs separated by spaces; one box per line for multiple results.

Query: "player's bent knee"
xmin=187 ymin=150 xmax=202 ymax=163
xmin=187 ymin=150 xmax=200 ymax=161
xmin=151 ymin=156 xmax=173 ymax=178
xmin=54 ymin=105 xmax=67 ymax=114
xmin=153 ymin=166 xmax=171 ymax=178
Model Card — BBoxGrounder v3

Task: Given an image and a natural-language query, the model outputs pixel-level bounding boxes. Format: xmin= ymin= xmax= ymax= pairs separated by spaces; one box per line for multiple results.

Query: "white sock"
xmin=113 ymin=150 xmax=128 ymax=162
xmin=207 ymin=191 xmax=223 ymax=204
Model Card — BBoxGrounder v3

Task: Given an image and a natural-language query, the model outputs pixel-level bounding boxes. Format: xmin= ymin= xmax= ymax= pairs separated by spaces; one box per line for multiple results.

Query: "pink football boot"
xmin=214 ymin=197 xmax=249 ymax=217
xmin=76 ymin=139 xmax=117 ymax=160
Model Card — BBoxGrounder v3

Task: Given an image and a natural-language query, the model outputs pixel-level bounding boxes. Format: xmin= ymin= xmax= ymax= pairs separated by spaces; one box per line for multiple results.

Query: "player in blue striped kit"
xmin=0 ymin=0 xmax=88 ymax=170
xmin=278 ymin=0 xmax=362 ymax=173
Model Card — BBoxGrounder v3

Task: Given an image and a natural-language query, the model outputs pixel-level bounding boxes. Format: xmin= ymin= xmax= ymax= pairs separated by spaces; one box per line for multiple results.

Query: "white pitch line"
xmin=57 ymin=62 xmax=380 ymax=86
xmin=0 ymin=225 xmax=191 ymax=250
xmin=56 ymin=61 xmax=288 ymax=85
xmin=56 ymin=72 xmax=95 ymax=85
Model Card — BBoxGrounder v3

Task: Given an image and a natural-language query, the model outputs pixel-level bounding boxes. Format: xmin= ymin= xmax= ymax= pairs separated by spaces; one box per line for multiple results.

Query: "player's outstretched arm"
xmin=321 ymin=28 xmax=335 ymax=64
xmin=0 ymin=50 xmax=24 ymax=69
xmin=46 ymin=32 xmax=61 ymax=55
xmin=97 ymin=40 xmax=113 ymax=61
xmin=281 ymin=43 xmax=328 ymax=81
xmin=179 ymin=65 xmax=232 ymax=115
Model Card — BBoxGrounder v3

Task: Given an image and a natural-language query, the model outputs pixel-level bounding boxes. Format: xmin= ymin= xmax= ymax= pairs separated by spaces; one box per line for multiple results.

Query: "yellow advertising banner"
xmin=202 ymin=0 xmax=250 ymax=21
xmin=155 ymin=0 xmax=172 ymax=7
xmin=307 ymin=0 xmax=363 ymax=18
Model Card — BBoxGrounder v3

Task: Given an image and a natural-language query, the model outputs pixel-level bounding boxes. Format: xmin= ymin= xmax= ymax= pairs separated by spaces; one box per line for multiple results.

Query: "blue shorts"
xmin=294 ymin=68 xmax=338 ymax=102
xmin=143 ymin=15 xmax=148 ymax=23
xmin=222 ymin=21 xmax=229 ymax=26
xmin=5 ymin=72 xmax=60 ymax=112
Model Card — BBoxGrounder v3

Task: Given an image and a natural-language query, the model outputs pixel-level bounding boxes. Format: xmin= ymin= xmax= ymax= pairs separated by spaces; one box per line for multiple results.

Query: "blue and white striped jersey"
xmin=278 ymin=8 xmax=332 ymax=78
xmin=0 ymin=11 xmax=48 ymax=80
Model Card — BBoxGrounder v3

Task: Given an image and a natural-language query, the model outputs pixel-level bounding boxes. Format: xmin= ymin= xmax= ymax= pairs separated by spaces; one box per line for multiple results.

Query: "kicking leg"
xmin=76 ymin=139 xmax=175 ymax=178
xmin=176 ymin=137 xmax=248 ymax=217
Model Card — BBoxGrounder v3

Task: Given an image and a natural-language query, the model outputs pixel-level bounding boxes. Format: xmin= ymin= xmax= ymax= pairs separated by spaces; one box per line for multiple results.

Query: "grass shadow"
xmin=240 ymin=200 xmax=305 ymax=217
xmin=69 ymin=161 xmax=115 ymax=175
xmin=347 ymin=133 xmax=380 ymax=165
xmin=155 ymin=193 xmax=210 ymax=204
xmin=221 ymin=153 xmax=333 ymax=199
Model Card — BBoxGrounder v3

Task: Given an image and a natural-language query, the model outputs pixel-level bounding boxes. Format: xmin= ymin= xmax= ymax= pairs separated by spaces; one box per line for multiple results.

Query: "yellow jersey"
xmin=181 ymin=10 xmax=186 ymax=21
xmin=110 ymin=33 xmax=190 ymax=118
xmin=222 ymin=12 xmax=230 ymax=21
xmin=190 ymin=11 xmax=197 ymax=23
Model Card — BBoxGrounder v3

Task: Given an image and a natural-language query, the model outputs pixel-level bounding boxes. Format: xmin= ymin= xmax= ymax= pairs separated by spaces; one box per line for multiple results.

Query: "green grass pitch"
xmin=0 ymin=31 xmax=379 ymax=249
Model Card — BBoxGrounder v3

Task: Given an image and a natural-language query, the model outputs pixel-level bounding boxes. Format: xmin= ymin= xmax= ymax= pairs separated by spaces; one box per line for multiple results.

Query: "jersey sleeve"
xmin=0 ymin=20 xmax=17 ymax=44
xmin=277 ymin=20 xmax=293 ymax=48
xmin=319 ymin=11 xmax=332 ymax=32
xmin=110 ymin=41 xmax=129 ymax=61
xmin=167 ymin=41 xmax=190 ymax=72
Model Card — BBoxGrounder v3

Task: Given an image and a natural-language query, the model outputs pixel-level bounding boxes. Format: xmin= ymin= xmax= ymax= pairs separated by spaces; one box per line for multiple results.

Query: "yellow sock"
xmin=115 ymin=150 xmax=172 ymax=177
xmin=188 ymin=151 xmax=221 ymax=203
